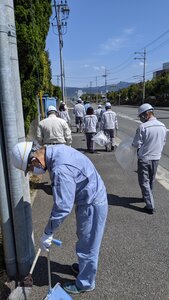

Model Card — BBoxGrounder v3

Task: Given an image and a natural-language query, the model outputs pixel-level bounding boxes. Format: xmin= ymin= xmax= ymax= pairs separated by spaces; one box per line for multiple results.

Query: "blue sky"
xmin=46 ymin=0 xmax=169 ymax=88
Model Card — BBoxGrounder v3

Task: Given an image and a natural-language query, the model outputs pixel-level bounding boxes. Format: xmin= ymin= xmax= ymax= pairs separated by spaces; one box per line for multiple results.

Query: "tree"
xmin=14 ymin=0 xmax=52 ymax=134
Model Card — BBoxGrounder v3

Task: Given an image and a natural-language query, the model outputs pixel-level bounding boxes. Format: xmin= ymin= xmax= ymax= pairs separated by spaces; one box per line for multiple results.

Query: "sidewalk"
xmin=29 ymin=107 xmax=169 ymax=300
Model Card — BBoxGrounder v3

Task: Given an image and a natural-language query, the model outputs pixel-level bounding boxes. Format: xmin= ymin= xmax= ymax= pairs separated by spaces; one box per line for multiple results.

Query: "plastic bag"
xmin=115 ymin=138 xmax=138 ymax=172
xmin=92 ymin=130 xmax=110 ymax=146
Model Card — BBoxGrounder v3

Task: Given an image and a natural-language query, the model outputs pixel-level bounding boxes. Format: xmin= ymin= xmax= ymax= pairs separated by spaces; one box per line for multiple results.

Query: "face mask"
xmin=33 ymin=167 xmax=46 ymax=175
xmin=140 ymin=114 xmax=147 ymax=123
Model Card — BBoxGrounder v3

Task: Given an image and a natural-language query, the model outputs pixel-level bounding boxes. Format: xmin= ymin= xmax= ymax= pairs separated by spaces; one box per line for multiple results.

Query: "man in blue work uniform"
xmin=11 ymin=142 xmax=108 ymax=294
xmin=132 ymin=103 xmax=167 ymax=214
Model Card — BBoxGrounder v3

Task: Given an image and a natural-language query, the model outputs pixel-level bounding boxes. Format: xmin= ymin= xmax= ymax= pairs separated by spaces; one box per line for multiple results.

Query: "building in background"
xmin=153 ymin=62 xmax=169 ymax=78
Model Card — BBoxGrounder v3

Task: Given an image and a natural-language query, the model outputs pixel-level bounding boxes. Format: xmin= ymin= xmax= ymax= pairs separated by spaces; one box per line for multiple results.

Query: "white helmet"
xmin=105 ymin=102 xmax=111 ymax=108
xmin=138 ymin=103 xmax=154 ymax=116
xmin=47 ymin=105 xmax=57 ymax=113
xmin=11 ymin=142 xmax=33 ymax=171
xmin=98 ymin=104 xmax=102 ymax=108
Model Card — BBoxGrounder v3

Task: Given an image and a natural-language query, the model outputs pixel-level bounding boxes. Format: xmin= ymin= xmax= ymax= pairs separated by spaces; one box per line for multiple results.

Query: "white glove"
xmin=40 ymin=233 xmax=53 ymax=252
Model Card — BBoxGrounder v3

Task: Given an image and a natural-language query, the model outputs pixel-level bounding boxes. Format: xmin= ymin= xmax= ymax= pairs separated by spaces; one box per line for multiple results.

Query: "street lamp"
xmin=52 ymin=0 xmax=70 ymax=103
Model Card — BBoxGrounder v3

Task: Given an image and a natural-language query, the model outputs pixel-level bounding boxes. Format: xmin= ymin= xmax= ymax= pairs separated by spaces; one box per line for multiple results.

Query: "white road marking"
xmin=156 ymin=165 xmax=169 ymax=191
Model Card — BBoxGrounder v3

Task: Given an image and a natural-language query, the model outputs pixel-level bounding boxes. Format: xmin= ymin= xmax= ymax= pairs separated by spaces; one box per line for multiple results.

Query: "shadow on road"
xmin=31 ymin=181 xmax=52 ymax=195
xmin=32 ymin=256 xmax=75 ymax=287
xmin=107 ymin=193 xmax=146 ymax=213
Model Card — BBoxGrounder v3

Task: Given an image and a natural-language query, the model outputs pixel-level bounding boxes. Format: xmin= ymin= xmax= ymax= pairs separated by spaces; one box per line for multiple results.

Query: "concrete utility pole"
xmin=0 ymin=0 xmax=34 ymax=278
xmin=52 ymin=0 xmax=70 ymax=103
xmin=6 ymin=0 xmax=34 ymax=267
xmin=57 ymin=75 xmax=60 ymax=86
xmin=90 ymin=81 xmax=92 ymax=97
xmin=96 ymin=76 xmax=98 ymax=104
xmin=102 ymin=67 xmax=110 ymax=97
xmin=118 ymin=92 xmax=121 ymax=106
xmin=135 ymin=48 xmax=146 ymax=104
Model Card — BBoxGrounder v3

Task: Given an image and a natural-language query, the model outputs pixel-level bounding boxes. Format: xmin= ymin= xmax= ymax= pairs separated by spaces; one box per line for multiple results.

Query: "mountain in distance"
xmin=66 ymin=81 xmax=133 ymax=98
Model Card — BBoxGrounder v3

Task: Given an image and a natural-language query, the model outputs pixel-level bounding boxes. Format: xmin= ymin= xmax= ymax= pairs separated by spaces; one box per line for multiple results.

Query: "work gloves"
xmin=40 ymin=232 xmax=53 ymax=252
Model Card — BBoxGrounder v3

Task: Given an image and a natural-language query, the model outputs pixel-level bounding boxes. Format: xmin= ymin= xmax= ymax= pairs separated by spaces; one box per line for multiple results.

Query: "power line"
xmin=147 ymin=38 xmax=169 ymax=54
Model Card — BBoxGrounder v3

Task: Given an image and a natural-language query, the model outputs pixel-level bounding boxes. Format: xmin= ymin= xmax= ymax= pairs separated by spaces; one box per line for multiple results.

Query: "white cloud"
xmin=93 ymin=66 xmax=100 ymax=71
xmin=99 ymin=37 xmax=128 ymax=54
xmin=123 ymin=27 xmax=135 ymax=35
xmin=80 ymin=64 xmax=106 ymax=72
xmin=97 ymin=27 xmax=135 ymax=55
xmin=81 ymin=64 xmax=90 ymax=68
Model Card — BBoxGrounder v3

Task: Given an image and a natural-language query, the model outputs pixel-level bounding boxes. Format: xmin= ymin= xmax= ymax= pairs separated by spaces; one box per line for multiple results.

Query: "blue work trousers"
xmin=75 ymin=200 xmax=108 ymax=290
xmin=138 ymin=159 xmax=159 ymax=209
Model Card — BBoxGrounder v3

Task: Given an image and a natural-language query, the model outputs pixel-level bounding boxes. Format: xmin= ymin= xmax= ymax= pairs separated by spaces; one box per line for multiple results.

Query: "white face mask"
xmin=33 ymin=167 xmax=46 ymax=175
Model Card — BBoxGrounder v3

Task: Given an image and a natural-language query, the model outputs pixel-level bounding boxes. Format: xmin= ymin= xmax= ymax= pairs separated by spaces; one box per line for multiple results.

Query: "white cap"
xmin=47 ymin=105 xmax=57 ymax=113
xmin=138 ymin=103 xmax=154 ymax=116
xmin=11 ymin=142 xmax=33 ymax=171
xmin=98 ymin=104 xmax=102 ymax=108
xmin=105 ymin=102 xmax=111 ymax=108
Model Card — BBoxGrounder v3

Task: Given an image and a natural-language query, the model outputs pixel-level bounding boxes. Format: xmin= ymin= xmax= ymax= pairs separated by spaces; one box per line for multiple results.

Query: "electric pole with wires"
xmin=52 ymin=0 xmax=70 ymax=103
xmin=135 ymin=48 xmax=146 ymax=104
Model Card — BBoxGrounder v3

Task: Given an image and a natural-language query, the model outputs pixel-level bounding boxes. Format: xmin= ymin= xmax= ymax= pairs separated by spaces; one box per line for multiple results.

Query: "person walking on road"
xmin=100 ymin=102 xmax=118 ymax=151
xmin=58 ymin=102 xmax=71 ymax=126
xmin=132 ymin=103 xmax=167 ymax=214
xmin=37 ymin=105 xmax=72 ymax=146
xmin=94 ymin=104 xmax=102 ymax=131
xmin=84 ymin=99 xmax=91 ymax=112
xmin=84 ymin=106 xmax=98 ymax=153
xmin=73 ymin=98 xmax=86 ymax=133
xmin=11 ymin=142 xmax=108 ymax=295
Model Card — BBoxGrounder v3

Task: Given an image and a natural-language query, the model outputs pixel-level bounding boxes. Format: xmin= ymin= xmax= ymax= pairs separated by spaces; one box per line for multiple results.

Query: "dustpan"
xmin=44 ymin=239 xmax=73 ymax=300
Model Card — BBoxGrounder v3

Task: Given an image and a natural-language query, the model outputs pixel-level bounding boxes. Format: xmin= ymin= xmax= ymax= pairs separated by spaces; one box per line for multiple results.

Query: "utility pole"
xmin=135 ymin=48 xmax=146 ymax=104
xmin=102 ymin=68 xmax=108 ymax=97
xmin=57 ymin=75 xmax=60 ymax=86
xmin=118 ymin=92 xmax=121 ymax=106
xmin=90 ymin=81 xmax=92 ymax=98
xmin=96 ymin=76 xmax=98 ymax=104
xmin=52 ymin=0 xmax=70 ymax=103
xmin=0 ymin=0 xmax=34 ymax=278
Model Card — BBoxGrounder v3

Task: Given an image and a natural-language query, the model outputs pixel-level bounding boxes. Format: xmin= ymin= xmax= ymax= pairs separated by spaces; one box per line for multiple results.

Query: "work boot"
xmin=63 ymin=281 xmax=95 ymax=294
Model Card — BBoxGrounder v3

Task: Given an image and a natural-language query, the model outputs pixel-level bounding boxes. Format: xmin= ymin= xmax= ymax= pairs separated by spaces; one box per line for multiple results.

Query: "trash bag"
xmin=115 ymin=138 xmax=138 ymax=172
xmin=92 ymin=130 xmax=110 ymax=146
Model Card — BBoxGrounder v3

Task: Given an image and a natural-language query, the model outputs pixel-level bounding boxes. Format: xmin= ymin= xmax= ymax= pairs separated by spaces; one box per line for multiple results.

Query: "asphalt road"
xmin=29 ymin=103 xmax=169 ymax=300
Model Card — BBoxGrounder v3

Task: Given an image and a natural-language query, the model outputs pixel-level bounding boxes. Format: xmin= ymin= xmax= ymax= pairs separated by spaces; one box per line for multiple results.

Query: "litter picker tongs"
xmin=44 ymin=239 xmax=73 ymax=300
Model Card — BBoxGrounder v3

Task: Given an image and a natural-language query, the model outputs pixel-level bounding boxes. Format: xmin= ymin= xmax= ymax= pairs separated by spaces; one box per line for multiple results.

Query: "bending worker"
xmin=11 ymin=142 xmax=108 ymax=295
xmin=37 ymin=105 xmax=72 ymax=146
xmin=132 ymin=103 xmax=167 ymax=214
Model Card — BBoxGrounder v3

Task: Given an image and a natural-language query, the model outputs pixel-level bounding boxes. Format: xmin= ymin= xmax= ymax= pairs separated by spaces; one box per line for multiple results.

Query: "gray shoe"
xmin=63 ymin=281 xmax=95 ymax=294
